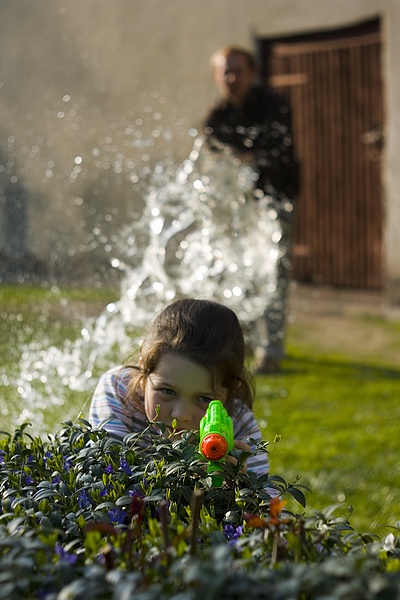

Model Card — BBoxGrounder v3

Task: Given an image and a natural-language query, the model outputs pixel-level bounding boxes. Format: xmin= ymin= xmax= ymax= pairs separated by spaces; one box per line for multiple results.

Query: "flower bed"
xmin=0 ymin=421 xmax=399 ymax=599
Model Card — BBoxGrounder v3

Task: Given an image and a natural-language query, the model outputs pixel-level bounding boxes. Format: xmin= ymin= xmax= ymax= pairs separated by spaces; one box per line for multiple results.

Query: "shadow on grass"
xmin=262 ymin=353 xmax=400 ymax=380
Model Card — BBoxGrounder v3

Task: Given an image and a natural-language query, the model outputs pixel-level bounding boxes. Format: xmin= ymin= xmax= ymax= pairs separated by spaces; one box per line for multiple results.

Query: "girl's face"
xmin=143 ymin=352 xmax=228 ymax=435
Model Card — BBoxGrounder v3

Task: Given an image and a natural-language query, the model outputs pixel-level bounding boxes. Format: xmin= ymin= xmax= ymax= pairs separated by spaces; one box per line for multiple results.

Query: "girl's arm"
xmin=89 ymin=367 xmax=134 ymax=440
xmin=232 ymin=401 xmax=270 ymax=478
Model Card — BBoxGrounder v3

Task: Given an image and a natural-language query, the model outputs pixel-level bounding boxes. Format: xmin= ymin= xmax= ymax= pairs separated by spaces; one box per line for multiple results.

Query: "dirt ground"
xmin=286 ymin=283 xmax=400 ymax=366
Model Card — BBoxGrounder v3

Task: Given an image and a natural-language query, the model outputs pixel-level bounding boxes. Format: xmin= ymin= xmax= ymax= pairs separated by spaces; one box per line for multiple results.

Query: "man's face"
xmin=212 ymin=52 xmax=255 ymax=104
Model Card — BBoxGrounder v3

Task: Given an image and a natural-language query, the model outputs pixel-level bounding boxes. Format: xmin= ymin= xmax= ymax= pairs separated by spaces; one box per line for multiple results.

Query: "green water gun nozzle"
xmin=199 ymin=400 xmax=234 ymax=487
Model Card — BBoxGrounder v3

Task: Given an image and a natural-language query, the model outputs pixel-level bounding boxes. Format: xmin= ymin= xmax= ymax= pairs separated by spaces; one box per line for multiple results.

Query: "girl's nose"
xmin=170 ymin=398 xmax=192 ymax=424
xmin=225 ymin=72 xmax=236 ymax=84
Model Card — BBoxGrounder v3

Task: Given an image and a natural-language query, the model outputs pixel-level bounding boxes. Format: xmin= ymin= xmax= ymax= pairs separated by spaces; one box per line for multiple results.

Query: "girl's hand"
xmin=227 ymin=439 xmax=253 ymax=473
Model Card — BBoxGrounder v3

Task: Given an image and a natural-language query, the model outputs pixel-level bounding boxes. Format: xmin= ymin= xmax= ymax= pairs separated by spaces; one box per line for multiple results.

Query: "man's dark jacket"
xmin=204 ymin=86 xmax=300 ymax=199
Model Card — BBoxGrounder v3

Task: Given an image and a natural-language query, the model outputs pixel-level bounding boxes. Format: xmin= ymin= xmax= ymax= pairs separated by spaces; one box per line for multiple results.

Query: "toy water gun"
xmin=199 ymin=400 xmax=234 ymax=487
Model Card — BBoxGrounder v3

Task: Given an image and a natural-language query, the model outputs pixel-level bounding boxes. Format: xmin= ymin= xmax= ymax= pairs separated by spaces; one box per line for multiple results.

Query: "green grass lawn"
xmin=0 ymin=284 xmax=120 ymax=433
xmin=1 ymin=284 xmax=399 ymax=536
xmin=255 ymin=347 xmax=400 ymax=536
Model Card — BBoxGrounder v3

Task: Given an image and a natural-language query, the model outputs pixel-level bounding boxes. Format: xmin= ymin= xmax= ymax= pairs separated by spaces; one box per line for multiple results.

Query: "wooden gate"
xmin=260 ymin=20 xmax=384 ymax=288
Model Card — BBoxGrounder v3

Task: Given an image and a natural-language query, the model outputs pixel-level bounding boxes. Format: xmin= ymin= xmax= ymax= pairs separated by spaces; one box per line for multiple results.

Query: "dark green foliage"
xmin=0 ymin=421 xmax=399 ymax=599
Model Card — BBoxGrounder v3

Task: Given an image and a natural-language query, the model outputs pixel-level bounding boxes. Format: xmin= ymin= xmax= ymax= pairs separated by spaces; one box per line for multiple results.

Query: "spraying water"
xmin=12 ymin=138 xmax=283 ymax=433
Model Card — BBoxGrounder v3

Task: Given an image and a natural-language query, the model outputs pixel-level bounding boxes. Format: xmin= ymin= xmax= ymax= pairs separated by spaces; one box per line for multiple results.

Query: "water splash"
xmin=14 ymin=139 xmax=282 ymax=433
xmin=110 ymin=139 xmax=281 ymax=321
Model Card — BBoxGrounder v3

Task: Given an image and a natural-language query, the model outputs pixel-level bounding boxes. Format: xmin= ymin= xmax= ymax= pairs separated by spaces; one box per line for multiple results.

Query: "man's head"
xmin=210 ymin=46 xmax=256 ymax=105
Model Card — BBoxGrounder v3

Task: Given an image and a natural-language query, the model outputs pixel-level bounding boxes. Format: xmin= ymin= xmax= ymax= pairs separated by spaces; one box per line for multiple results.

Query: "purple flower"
xmin=25 ymin=474 xmax=34 ymax=485
xmin=0 ymin=451 xmax=4 ymax=464
xmin=108 ymin=507 xmax=128 ymax=525
xmin=104 ymin=464 xmax=114 ymax=474
xmin=223 ymin=524 xmax=244 ymax=543
xmin=52 ymin=474 xmax=61 ymax=485
xmin=55 ymin=543 xmax=78 ymax=565
xmin=77 ymin=488 xmax=91 ymax=510
xmin=100 ymin=486 xmax=109 ymax=498
xmin=119 ymin=458 xmax=132 ymax=475
xmin=129 ymin=489 xmax=144 ymax=499
xmin=26 ymin=454 xmax=34 ymax=464
xmin=43 ymin=451 xmax=52 ymax=466
xmin=156 ymin=499 xmax=169 ymax=516
xmin=64 ymin=457 xmax=73 ymax=471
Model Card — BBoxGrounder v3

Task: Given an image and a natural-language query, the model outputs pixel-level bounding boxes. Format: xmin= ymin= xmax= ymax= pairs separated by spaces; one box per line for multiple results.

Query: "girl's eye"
xmin=158 ymin=388 xmax=176 ymax=397
xmin=197 ymin=396 xmax=214 ymax=405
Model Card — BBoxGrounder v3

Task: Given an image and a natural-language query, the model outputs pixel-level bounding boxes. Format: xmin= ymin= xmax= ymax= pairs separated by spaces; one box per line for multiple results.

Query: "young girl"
xmin=89 ymin=298 xmax=270 ymax=478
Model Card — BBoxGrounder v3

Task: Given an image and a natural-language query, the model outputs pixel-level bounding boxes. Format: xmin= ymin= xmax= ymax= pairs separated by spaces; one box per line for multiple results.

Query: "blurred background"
xmin=1 ymin=2 xmax=399 ymax=531
xmin=1 ymin=0 xmax=400 ymax=309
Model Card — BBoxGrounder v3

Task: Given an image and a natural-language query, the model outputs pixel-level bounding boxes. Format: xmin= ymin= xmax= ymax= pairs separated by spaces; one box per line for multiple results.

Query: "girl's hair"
xmin=128 ymin=298 xmax=254 ymax=409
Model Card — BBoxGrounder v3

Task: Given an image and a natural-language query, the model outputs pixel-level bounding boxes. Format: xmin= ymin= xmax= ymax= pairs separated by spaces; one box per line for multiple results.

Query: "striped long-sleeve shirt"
xmin=89 ymin=366 xmax=270 ymax=479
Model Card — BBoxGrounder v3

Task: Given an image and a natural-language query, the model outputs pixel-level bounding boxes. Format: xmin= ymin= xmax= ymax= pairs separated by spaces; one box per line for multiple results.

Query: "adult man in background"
xmin=204 ymin=46 xmax=300 ymax=373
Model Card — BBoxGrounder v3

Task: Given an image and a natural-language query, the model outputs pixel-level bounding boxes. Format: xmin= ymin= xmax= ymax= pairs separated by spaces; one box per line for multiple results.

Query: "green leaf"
xmin=287 ymin=486 xmax=306 ymax=507
xmin=115 ymin=495 xmax=132 ymax=507
xmin=94 ymin=502 xmax=117 ymax=511
xmin=33 ymin=489 xmax=61 ymax=501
